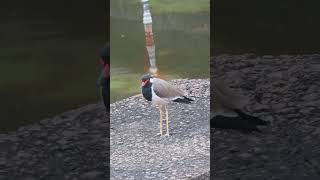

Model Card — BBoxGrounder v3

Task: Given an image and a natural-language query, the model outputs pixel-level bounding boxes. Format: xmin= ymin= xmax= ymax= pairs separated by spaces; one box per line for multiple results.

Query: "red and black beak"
xmin=141 ymin=79 xmax=149 ymax=87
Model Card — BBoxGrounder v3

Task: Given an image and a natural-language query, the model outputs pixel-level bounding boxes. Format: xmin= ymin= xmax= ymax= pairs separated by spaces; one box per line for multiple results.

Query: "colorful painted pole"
xmin=142 ymin=0 xmax=158 ymax=75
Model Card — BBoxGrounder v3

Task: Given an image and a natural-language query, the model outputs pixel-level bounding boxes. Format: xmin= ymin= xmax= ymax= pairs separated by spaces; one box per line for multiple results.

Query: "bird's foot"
xmin=164 ymin=133 xmax=170 ymax=137
xmin=155 ymin=132 xmax=163 ymax=137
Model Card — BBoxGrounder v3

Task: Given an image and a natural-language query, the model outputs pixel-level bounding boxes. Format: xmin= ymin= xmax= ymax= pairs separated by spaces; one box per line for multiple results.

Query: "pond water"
xmin=212 ymin=0 xmax=320 ymax=55
xmin=0 ymin=1 xmax=107 ymax=132
xmin=110 ymin=0 xmax=210 ymax=103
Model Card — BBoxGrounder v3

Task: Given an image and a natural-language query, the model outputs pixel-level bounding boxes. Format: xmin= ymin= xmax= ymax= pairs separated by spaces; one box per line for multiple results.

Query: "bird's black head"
xmin=141 ymin=74 xmax=153 ymax=87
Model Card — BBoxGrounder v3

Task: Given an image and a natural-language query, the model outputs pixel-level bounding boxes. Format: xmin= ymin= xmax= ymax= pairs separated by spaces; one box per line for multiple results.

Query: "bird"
xmin=211 ymin=79 xmax=269 ymax=133
xmin=140 ymin=74 xmax=193 ymax=136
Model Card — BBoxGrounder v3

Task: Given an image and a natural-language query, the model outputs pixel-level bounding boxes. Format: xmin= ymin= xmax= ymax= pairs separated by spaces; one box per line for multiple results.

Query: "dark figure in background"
xmin=98 ymin=44 xmax=110 ymax=112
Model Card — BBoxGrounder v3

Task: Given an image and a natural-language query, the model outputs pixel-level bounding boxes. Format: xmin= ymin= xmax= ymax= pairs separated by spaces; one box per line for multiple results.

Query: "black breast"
xmin=142 ymin=84 xmax=152 ymax=101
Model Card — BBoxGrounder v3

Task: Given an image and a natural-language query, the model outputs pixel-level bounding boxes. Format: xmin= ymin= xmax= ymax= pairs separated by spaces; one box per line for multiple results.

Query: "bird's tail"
xmin=173 ymin=96 xmax=194 ymax=104
xmin=234 ymin=109 xmax=269 ymax=125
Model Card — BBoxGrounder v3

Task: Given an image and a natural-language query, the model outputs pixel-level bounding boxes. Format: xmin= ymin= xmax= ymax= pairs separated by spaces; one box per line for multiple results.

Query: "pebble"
xmin=238 ymin=153 xmax=252 ymax=159
xmin=80 ymin=171 xmax=104 ymax=179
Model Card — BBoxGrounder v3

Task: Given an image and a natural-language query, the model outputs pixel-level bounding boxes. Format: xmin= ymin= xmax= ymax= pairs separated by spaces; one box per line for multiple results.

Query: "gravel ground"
xmin=0 ymin=104 xmax=109 ymax=180
xmin=110 ymin=79 xmax=210 ymax=180
xmin=211 ymin=54 xmax=320 ymax=179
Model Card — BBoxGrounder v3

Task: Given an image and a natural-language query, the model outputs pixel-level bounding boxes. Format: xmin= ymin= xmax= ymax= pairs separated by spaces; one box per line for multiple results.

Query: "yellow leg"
xmin=165 ymin=106 xmax=169 ymax=136
xmin=159 ymin=108 xmax=163 ymax=136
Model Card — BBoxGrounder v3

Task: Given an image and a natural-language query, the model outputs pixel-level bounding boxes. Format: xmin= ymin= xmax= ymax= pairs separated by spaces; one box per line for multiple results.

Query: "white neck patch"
xmin=149 ymin=78 xmax=154 ymax=83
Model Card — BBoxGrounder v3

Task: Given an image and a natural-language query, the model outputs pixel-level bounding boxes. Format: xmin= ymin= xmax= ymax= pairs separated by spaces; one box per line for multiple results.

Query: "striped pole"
xmin=141 ymin=0 xmax=158 ymax=75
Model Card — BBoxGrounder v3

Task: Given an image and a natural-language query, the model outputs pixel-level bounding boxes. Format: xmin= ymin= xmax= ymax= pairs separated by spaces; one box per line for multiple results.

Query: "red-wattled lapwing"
xmin=140 ymin=74 xmax=193 ymax=136
xmin=211 ymin=80 xmax=269 ymax=133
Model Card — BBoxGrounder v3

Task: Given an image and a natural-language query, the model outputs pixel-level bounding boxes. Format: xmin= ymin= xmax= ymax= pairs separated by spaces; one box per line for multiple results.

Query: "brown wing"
xmin=152 ymin=78 xmax=184 ymax=98
xmin=213 ymin=79 xmax=249 ymax=110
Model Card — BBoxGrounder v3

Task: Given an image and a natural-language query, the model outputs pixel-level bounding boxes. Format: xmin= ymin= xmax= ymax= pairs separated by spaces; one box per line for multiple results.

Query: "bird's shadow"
xmin=211 ymin=112 xmax=270 ymax=133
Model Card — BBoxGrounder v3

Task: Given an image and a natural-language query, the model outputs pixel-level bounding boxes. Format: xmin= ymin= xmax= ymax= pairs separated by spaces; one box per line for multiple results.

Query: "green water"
xmin=0 ymin=1 xmax=107 ymax=132
xmin=212 ymin=0 xmax=320 ymax=55
xmin=110 ymin=0 xmax=210 ymax=103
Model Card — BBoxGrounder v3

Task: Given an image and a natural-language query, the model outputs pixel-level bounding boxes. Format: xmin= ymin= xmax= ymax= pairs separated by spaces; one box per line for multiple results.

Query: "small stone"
xmin=29 ymin=124 xmax=41 ymax=131
xmin=261 ymin=155 xmax=269 ymax=161
xmin=229 ymin=146 xmax=239 ymax=153
xmin=253 ymin=147 xmax=262 ymax=154
xmin=239 ymin=153 xmax=252 ymax=159
xmin=80 ymin=171 xmax=104 ymax=179
xmin=263 ymin=55 xmax=274 ymax=59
